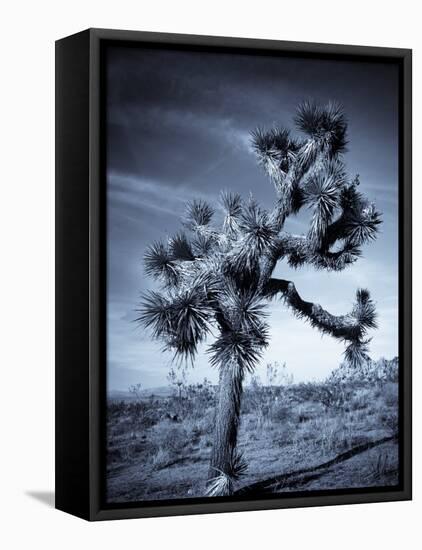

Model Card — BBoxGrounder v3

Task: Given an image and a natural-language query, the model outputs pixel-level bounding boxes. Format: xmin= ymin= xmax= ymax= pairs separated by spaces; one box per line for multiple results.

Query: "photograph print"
xmin=105 ymin=43 xmax=401 ymax=505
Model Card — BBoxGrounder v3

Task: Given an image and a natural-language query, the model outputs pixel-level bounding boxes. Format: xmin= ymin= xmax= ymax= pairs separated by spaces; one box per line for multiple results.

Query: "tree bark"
xmin=208 ymin=360 xmax=243 ymax=485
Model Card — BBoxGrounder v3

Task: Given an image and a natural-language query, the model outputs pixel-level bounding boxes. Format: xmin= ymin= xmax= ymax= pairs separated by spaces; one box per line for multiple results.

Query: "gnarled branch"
xmin=263 ymin=278 xmax=377 ymax=366
xmin=263 ymin=278 xmax=356 ymax=339
xmin=271 ymin=232 xmax=361 ymax=272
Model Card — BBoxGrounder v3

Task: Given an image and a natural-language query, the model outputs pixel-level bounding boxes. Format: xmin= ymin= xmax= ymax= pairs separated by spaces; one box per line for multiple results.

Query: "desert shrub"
xmin=108 ymin=400 xmax=126 ymax=417
xmin=241 ymin=376 xmax=259 ymax=409
xmin=242 ymin=374 xmax=286 ymax=420
xmin=375 ymin=358 xmax=399 ymax=382
xmin=329 ymin=357 xmax=399 ymax=384
xmin=348 ymin=388 xmax=370 ymax=411
xmin=185 ymin=379 xmax=216 ymax=408
xmin=193 ymin=410 xmax=215 ymax=436
xmin=383 ymin=382 xmax=399 ymax=408
xmin=310 ymin=416 xmax=373 ymax=455
xmin=271 ymin=403 xmax=292 ymax=423
xmin=128 ymin=382 xmax=143 ymax=400
xmin=109 ymin=417 xmax=134 ymax=437
xmin=161 ymin=377 xmax=216 ymax=420
xmin=275 ymin=423 xmax=296 ymax=446
xmin=128 ymin=401 xmax=161 ymax=428
xmin=152 ymin=448 xmax=173 ymax=470
xmin=180 ymin=416 xmax=211 ymax=446
xmin=153 ymin=422 xmax=189 ymax=455
xmin=379 ymin=410 xmax=399 ymax=436
xmin=107 ymin=399 xmax=161 ymax=431
xmin=292 ymin=382 xmax=347 ymax=410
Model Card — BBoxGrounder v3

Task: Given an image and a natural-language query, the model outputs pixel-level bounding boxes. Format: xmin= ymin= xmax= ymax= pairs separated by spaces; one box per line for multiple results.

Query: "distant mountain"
xmin=108 ymin=386 xmax=173 ymax=402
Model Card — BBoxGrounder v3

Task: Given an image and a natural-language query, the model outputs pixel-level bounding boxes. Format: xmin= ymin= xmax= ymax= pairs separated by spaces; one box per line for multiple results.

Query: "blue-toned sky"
xmin=106 ymin=46 xmax=399 ymax=391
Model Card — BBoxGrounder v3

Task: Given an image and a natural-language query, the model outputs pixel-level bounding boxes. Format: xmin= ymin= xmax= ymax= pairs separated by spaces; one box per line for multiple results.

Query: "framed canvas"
xmin=55 ymin=28 xmax=412 ymax=521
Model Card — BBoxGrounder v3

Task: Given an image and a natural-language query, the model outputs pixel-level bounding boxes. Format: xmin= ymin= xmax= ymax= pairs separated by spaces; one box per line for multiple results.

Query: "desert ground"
xmin=106 ymin=359 xmax=399 ymax=503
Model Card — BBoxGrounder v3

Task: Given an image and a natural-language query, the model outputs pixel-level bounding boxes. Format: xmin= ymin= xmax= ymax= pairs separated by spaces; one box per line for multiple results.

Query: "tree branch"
xmin=262 ymin=232 xmax=360 ymax=280
xmin=263 ymin=278 xmax=376 ymax=347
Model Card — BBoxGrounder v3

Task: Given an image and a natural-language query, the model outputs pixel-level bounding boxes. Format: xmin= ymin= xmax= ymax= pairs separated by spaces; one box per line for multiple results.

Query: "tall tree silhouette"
xmin=138 ymin=101 xmax=381 ymax=495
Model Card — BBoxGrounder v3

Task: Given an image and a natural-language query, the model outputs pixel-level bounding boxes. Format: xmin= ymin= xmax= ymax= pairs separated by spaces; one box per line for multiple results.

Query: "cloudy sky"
xmin=106 ymin=44 xmax=399 ymax=391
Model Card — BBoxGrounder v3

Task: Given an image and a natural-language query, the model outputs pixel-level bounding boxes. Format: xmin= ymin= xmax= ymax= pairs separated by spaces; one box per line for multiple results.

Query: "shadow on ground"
xmin=26 ymin=491 xmax=55 ymax=508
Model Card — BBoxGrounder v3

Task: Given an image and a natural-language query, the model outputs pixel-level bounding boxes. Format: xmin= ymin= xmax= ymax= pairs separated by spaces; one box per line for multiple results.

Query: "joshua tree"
xmin=137 ymin=101 xmax=381 ymax=496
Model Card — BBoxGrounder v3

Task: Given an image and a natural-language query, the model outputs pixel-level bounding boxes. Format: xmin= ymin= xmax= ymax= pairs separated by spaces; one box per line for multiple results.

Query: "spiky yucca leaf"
xmin=251 ymin=127 xmax=299 ymax=181
xmin=220 ymin=282 xmax=268 ymax=333
xmin=206 ymin=470 xmax=233 ymax=497
xmin=208 ymin=328 xmax=268 ymax=374
xmin=238 ymin=200 xmax=278 ymax=255
xmin=296 ymin=137 xmax=320 ymax=172
xmin=302 ymin=159 xmax=346 ymax=247
xmin=323 ymin=182 xmax=381 ymax=248
xmin=337 ymin=184 xmax=381 ymax=244
xmin=138 ymin=280 xmax=214 ymax=362
xmin=321 ymin=101 xmax=348 ymax=155
xmin=356 ymin=288 xmax=370 ymax=302
xmin=220 ymin=191 xmax=242 ymax=234
xmin=295 ymin=101 xmax=325 ymax=136
xmin=341 ymin=289 xmax=376 ymax=368
xmin=344 ymin=339 xmax=370 ymax=369
xmin=287 ymin=247 xmax=308 ymax=269
xmin=144 ymin=241 xmax=178 ymax=285
xmin=169 ymin=232 xmax=195 ymax=261
xmin=223 ymin=200 xmax=278 ymax=275
xmin=229 ymin=450 xmax=248 ymax=480
xmin=351 ymin=288 xmax=378 ymax=330
xmin=136 ymin=291 xmax=172 ymax=340
xmin=224 ymin=247 xmax=257 ymax=277
xmin=251 ymin=128 xmax=306 ymax=221
xmin=192 ymin=233 xmax=215 ymax=258
xmin=206 ymin=452 xmax=246 ymax=496
xmin=295 ymin=101 xmax=348 ymax=156
xmin=310 ymin=241 xmax=362 ymax=271
xmin=304 ymin=171 xmax=341 ymax=246
xmin=344 ymin=203 xmax=382 ymax=245
xmin=252 ymin=129 xmax=283 ymax=184
xmin=339 ymin=181 xmax=365 ymax=211
xmin=188 ymin=269 xmax=220 ymax=301
xmin=166 ymin=286 xmax=213 ymax=361
xmin=220 ymin=191 xmax=242 ymax=218
xmin=323 ymin=158 xmax=348 ymax=185
xmin=303 ymin=158 xmax=346 ymax=201
xmin=184 ymin=199 xmax=214 ymax=229
xmin=304 ymin=172 xmax=340 ymax=213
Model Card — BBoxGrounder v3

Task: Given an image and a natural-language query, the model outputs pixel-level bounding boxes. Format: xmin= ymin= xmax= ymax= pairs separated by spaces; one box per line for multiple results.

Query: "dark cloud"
xmin=107 ymin=46 xmax=398 ymax=188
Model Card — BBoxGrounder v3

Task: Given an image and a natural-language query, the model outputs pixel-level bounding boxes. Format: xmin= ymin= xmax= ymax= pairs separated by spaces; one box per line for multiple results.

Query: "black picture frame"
xmin=55 ymin=28 xmax=412 ymax=521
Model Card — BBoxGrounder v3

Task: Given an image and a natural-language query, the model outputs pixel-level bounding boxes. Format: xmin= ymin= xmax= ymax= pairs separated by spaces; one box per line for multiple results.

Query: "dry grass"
xmin=106 ymin=380 xmax=399 ymax=503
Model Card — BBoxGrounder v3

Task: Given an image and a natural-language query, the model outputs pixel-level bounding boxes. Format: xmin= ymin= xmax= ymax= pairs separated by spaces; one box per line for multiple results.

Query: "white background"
xmin=0 ymin=1 xmax=419 ymax=548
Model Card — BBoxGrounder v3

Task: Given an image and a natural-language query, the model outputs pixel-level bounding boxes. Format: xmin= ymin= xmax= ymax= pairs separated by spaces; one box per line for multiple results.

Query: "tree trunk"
xmin=208 ymin=360 xmax=243 ymax=488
